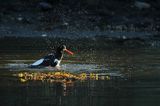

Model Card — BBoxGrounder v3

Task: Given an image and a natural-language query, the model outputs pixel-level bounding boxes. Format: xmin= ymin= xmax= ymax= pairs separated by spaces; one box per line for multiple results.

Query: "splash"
xmin=5 ymin=63 xmax=109 ymax=72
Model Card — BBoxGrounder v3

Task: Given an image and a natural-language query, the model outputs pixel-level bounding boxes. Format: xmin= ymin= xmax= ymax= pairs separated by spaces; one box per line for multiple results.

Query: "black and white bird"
xmin=30 ymin=45 xmax=74 ymax=69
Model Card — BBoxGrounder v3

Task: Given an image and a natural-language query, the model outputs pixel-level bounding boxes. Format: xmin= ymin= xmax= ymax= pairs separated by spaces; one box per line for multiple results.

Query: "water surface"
xmin=0 ymin=44 xmax=160 ymax=106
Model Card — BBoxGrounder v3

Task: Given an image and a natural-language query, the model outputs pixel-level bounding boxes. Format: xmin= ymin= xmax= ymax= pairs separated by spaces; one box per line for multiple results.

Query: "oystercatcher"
xmin=30 ymin=45 xmax=74 ymax=68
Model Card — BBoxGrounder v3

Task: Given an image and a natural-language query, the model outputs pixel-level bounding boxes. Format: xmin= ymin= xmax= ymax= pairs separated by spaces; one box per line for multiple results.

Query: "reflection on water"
xmin=14 ymin=71 xmax=123 ymax=83
xmin=1 ymin=74 xmax=160 ymax=106
xmin=0 ymin=47 xmax=160 ymax=106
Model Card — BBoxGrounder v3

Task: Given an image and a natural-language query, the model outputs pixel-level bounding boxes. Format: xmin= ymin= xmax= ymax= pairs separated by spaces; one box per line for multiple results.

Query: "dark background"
xmin=0 ymin=0 xmax=160 ymax=37
xmin=0 ymin=0 xmax=160 ymax=49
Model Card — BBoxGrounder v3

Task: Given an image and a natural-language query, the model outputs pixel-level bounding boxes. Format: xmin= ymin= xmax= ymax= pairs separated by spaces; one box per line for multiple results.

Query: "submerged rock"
xmin=134 ymin=1 xmax=151 ymax=9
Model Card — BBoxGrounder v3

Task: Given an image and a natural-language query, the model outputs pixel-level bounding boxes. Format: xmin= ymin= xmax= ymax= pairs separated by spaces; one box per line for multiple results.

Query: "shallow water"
xmin=0 ymin=47 xmax=160 ymax=106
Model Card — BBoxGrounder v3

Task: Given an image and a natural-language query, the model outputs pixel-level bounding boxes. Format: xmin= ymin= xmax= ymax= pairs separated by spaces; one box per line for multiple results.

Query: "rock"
xmin=63 ymin=22 xmax=69 ymax=26
xmin=134 ymin=1 xmax=151 ymax=9
xmin=16 ymin=16 xmax=32 ymax=24
xmin=41 ymin=34 xmax=47 ymax=37
xmin=38 ymin=2 xmax=52 ymax=11
xmin=17 ymin=17 xmax=23 ymax=21
xmin=122 ymin=36 xmax=127 ymax=40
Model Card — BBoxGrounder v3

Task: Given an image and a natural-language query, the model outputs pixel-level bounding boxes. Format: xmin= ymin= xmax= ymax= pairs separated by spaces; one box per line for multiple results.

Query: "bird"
xmin=30 ymin=45 xmax=74 ymax=69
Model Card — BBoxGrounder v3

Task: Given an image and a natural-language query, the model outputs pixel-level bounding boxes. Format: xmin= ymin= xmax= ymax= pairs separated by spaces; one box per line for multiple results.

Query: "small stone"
xmin=63 ymin=22 xmax=69 ymax=26
xmin=134 ymin=1 xmax=151 ymax=9
xmin=42 ymin=34 xmax=47 ymax=37
xmin=38 ymin=2 xmax=52 ymax=10
xmin=122 ymin=36 xmax=127 ymax=39
xmin=17 ymin=17 xmax=23 ymax=21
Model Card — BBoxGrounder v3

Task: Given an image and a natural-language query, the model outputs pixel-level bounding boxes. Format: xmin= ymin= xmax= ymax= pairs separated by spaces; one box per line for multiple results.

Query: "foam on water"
xmin=3 ymin=60 xmax=124 ymax=78
xmin=5 ymin=63 xmax=109 ymax=72
xmin=61 ymin=64 xmax=109 ymax=72
xmin=5 ymin=63 xmax=29 ymax=69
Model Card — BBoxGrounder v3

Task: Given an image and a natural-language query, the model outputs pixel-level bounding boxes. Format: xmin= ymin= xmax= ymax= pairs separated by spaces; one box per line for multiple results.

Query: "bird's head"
xmin=57 ymin=45 xmax=74 ymax=55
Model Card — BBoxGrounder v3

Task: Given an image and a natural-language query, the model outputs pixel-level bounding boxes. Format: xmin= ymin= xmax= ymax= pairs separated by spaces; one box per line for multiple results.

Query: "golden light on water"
xmin=14 ymin=71 xmax=112 ymax=83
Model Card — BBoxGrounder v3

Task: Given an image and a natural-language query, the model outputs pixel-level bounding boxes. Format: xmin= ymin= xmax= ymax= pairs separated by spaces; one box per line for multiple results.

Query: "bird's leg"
xmin=55 ymin=65 xmax=61 ymax=70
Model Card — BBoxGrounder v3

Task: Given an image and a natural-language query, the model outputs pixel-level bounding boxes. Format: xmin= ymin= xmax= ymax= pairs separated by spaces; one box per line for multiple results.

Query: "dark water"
xmin=0 ymin=44 xmax=160 ymax=106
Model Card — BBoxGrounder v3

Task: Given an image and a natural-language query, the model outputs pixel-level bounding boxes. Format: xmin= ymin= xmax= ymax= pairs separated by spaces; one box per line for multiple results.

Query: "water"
xmin=0 ymin=40 xmax=160 ymax=106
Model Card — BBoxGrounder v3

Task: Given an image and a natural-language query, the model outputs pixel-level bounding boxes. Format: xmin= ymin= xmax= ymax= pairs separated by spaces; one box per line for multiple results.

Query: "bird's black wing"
xmin=40 ymin=54 xmax=55 ymax=66
xmin=30 ymin=53 xmax=56 ymax=67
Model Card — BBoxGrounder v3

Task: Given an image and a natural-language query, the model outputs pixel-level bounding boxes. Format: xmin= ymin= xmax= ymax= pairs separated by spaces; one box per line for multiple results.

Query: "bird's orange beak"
xmin=64 ymin=49 xmax=74 ymax=55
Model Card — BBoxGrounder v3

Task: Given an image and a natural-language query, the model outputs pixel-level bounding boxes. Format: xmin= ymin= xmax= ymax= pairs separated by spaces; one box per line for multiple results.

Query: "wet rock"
xmin=17 ymin=17 xmax=23 ymax=21
xmin=16 ymin=16 xmax=32 ymax=24
xmin=134 ymin=1 xmax=151 ymax=9
xmin=122 ymin=36 xmax=127 ymax=40
xmin=63 ymin=22 xmax=69 ymax=26
xmin=38 ymin=2 xmax=53 ymax=11
xmin=41 ymin=34 xmax=47 ymax=37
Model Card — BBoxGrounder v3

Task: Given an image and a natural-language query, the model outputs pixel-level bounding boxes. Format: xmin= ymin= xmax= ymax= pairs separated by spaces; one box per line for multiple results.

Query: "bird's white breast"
xmin=54 ymin=59 xmax=61 ymax=66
